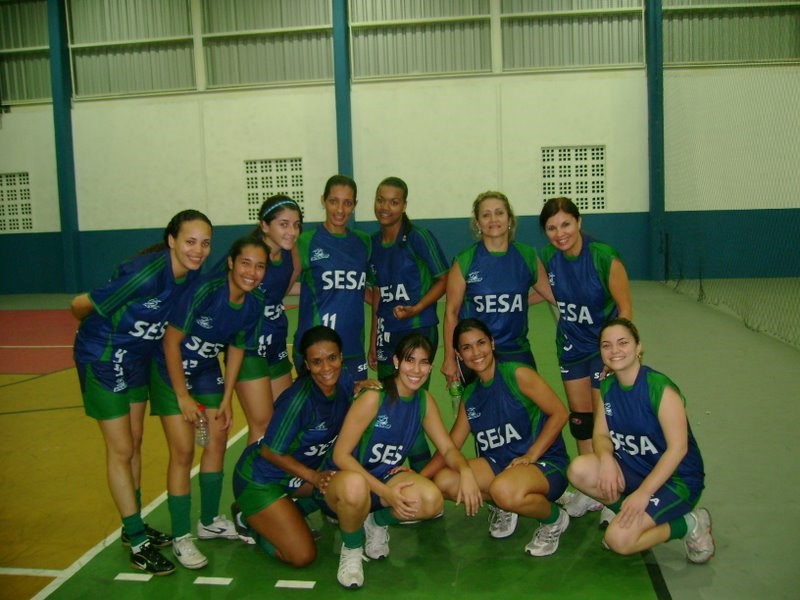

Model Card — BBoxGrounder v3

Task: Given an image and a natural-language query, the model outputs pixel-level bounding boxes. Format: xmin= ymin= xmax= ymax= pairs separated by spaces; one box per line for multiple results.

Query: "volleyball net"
xmin=662 ymin=65 xmax=800 ymax=351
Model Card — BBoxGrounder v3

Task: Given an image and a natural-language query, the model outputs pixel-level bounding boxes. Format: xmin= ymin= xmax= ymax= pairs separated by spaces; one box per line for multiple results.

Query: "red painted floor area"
xmin=0 ymin=310 xmax=76 ymax=374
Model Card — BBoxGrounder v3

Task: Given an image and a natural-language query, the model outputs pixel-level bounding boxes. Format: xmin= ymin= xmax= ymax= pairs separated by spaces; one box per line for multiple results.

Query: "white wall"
xmin=6 ymin=64 xmax=797 ymax=236
xmin=664 ymin=65 xmax=800 ymax=212
xmin=71 ymin=85 xmax=339 ymax=231
xmin=352 ymin=69 xmax=650 ymax=222
xmin=0 ymin=106 xmax=60 ymax=232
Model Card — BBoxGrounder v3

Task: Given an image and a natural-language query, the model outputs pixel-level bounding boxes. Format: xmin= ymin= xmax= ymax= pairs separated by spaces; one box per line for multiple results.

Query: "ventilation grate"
xmin=0 ymin=172 xmax=33 ymax=232
xmin=244 ymin=158 xmax=305 ymax=221
xmin=541 ymin=146 xmax=606 ymax=212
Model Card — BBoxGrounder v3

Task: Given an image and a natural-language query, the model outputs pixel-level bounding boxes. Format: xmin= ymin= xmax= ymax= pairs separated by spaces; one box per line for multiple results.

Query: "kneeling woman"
xmin=151 ymin=236 xmax=268 ymax=570
xmin=231 ymin=326 xmax=353 ymax=567
xmin=567 ymin=318 xmax=714 ymax=563
xmin=424 ymin=318 xmax=570 ymax=557
xmin=324 ymin=333 xmax=481 ymax=589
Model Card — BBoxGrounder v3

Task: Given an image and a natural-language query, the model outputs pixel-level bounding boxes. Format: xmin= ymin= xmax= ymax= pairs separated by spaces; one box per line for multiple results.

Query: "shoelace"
xmin=489 ymin=508 xmax=512 ymax=530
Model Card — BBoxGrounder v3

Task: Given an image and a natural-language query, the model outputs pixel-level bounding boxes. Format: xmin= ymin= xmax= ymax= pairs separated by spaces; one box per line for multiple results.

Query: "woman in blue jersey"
xmin=441 ymin=191 xmax=554 ymax=386
xmin=425 ymin=318 xmax=571 ymax=557
xmin=323 ymin=333 xmax=481 ymax=589
xmin=231 ymin=326 xmax=351 ymax=567
xmin=235 ymin=194 xmax=302 ymax=444
xmin=150 ymin=236 xmax=268 ymax=570
xmin=293 ymin=175 xmax=371 ymax=381
xmin=567 ymin=318 xmax=714 ymax=563
xmin=71 ymin=209 xmax=212 ymax=576
xmin=368 ymin=176 xmax=449 ymax=470
xmin=539 ymin=197 xmax=632 ymax=519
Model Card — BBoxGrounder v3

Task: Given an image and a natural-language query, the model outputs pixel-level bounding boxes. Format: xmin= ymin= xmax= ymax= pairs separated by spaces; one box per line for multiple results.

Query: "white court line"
xmin=114 ymin=573 xmax=152 ymax=582
xmin=276 ymin=580 xmax=316 ymax=589
xmin=30 ymin=426 xmax=249 ymax=599
xmin=194 ymin=576 xmax=233 ymax=586
xmin=0 ymin=567 xmax=63 ymax=578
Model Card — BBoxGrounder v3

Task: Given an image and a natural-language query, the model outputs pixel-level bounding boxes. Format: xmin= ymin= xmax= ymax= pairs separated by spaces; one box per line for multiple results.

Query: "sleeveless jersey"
xmin=369 ymin=225 xmax=448 ymax=362
xmin=154 ymin=272 xmax=261 ymax=375
xmin=600 ymin=366 xmax=704 ymax=492
xmin=540 ymin=234 xmax=619 ymax=364
xmin=253 ymin=247 xmax=294 ymax=360
xmin=463 ymin=362 xmax=568 ymax=471
xmin=209 ymin=248 xmax=294 ymax=361
xmin=74 ymin=249 xmax=198 ymax=363
xmin=329 ymin=388 xmax=426 ymax=481
xmin=294 ymin=225 xmax=371 ymax=362
xmin=235 ymin=372 xmax=353 ymax=488
xmin=454 ymin=241 xmax=539 ymax=357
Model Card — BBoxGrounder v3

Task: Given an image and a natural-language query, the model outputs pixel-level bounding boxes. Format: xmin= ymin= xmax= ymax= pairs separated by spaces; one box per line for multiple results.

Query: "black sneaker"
xmin=122 ymin=524 xmax=173 ymax=548
xmin=130 ymin=541 xmax=176 ymax=576
xmin=231 ymin=502 xmax=256 ymax=545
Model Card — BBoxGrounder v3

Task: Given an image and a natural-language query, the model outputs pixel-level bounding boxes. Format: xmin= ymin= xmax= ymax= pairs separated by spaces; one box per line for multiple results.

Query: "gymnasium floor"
xmin=0 ymin=282 xmax=796 ymax=599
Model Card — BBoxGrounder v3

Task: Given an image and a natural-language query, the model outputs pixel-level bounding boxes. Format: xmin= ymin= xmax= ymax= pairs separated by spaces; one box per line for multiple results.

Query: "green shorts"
xmin=236 ymin=480 xmax=288 ymax=519
xmin=267 ymin=356 xmax=293 ymax=379
xmin=148 ymin=363 xmax=222 ymax=416
xmin=237 ymin=353 xmax=271 ymax=382
xmin=77 ymin=361 xmax=148 ymax=420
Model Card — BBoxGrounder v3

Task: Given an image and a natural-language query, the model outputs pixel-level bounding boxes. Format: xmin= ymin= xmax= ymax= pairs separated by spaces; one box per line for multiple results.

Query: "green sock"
xmin=257 ymin=535 xmax=277 ymax=557
xmin=541 ymin=502 xmax=560 ymax=525
xmin=122 ymin=513 xmax=147 ymax=548
xmin=199 ymin=471 xmax=224 ymax=526
xmin=135 ymin=488 xmax=142 ymax=511
xmin=607 ymin=499 xmax=623 ymax=513
xmin=669 ymin=516 xmax=689 ymax=540
xmin=373 ymin=507 xmax=400 ymax=527
xmin=341 ymin=528 xmax=365 ymax=549
xmin=168 ymin=494 xmax=192 ymax=538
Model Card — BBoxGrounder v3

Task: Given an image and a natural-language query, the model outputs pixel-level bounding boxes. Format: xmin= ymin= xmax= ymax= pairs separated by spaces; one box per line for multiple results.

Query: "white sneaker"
xmin=363 ymin=513 xmax=390 ymax=559
xmin=525 ymin=508 xmax=570 ymax=557
xmin=488 ymin=505 xmax=518 ymax=539
xmin=197 ymin=514 xmax=239 ymax=540
xmin=337 ymin=544 xmax=367 ymax=589
xmin=172 ymin=533 xmax=208 ymax=569
xmin=599 ymin=506 xmax=616 ymax=529
xmin=562 ymin=490 xmax=603 ymax=518
xmin=684 ymin=507 xmax=715 ymax=564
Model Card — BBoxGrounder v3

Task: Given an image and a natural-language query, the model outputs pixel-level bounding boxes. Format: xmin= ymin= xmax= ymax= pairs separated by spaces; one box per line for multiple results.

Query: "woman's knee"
xmin=417 ymin=482 xmax=444 ymax=518
xmin=433 ymin=468 xmax=460 ymax=500
xmin=567 ymin=454 xmax=597 ymax=488
xmin=603 ymin=524 xmax=638 ymax=556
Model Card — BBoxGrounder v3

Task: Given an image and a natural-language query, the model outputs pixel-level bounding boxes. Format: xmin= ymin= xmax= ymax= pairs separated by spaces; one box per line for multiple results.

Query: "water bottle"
xmin=447 ymin=380 xmax=464 ymax=412
xmin=195 ymin=404 xmax=209 ymax=448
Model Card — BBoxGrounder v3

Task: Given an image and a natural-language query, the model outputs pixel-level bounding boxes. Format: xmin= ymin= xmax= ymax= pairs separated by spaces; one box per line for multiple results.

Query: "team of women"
xmin=71 ymin=175 xmax=715 ymax=590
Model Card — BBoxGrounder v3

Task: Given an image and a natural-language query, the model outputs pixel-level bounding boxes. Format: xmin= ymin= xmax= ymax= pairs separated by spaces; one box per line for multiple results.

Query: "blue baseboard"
xmin=2 ymin=209 xmax=797 ymax=293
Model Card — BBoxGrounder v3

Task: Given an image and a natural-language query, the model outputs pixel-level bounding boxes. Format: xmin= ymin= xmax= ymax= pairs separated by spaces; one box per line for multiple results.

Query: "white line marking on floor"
xmin=194 ymin=576 xmax=233 ymax=586
xmin=275 ymin=580 xmax=316 ymax=589
xmin=30 ymin=426 xmax=250 ymax=600
xmin=114 ymin=573 xmax=152 ymax=582
xmin=0 ymin=567 xmax=63 ymax=578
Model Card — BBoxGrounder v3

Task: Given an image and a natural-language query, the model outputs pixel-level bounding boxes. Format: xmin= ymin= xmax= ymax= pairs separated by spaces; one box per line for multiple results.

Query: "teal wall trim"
xmin=6 ymin=211 xmax=796 ymax=294
xmin=48 ymin=0 xmax=80 ymax=292
xmin=645 ymin=0 xmax=666 ymax=281
xmin=331 ymin=0 xmax=354 ymax=177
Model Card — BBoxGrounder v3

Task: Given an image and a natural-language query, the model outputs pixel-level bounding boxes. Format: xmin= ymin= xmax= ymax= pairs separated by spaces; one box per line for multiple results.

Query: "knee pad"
xmin=569 ymin=411 xmax=594 ymax=440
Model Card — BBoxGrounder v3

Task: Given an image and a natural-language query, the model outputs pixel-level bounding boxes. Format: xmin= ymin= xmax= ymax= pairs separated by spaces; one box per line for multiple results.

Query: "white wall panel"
xmin=72 ymin=97 xmax=207 ymax=230
xmin=352 ymin=70 xmax=649 ymax=223
xmin=0 ymin=106 xmax=60 ymax=232
xmin=664 ymin=66 xmax=800 ymax=211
